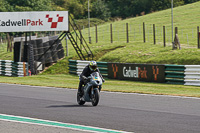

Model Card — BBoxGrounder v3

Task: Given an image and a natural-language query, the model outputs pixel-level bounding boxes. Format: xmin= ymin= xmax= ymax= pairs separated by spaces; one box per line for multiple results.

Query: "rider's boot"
xmin=78 ymin=87 xmax=83 ymax=97
xmin=78 ymin=81 xmax=84 ymax=97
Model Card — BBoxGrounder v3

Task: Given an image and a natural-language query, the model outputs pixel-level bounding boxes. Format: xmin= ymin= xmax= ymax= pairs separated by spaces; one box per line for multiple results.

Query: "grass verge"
xmin=1 ymin=74 xmax=200 ymax=98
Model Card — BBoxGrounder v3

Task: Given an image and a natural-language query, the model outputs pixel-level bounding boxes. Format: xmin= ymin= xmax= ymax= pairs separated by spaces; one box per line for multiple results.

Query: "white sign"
xmin=0 ymin=11 xmax=68 ymax=32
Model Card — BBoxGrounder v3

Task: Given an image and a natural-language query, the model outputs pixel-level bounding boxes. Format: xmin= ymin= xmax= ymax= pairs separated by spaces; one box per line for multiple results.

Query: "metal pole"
xmin=197 ymin=26 xmax=199 ymax=48
xmin=66 ymin=36 xmax=68 ymax=56
xmin=88 ymin=0 xmax=91 ymax=44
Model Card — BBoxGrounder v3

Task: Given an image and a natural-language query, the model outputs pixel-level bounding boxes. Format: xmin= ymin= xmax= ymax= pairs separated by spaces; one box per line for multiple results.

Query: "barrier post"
xmin=143 ymin=22 xmax=145 ymax=43
xmin=110 ymin=24 xmax=113 ymax=43
xmin=163 ymin=26 xmax=166 ymax=47
xmin=197 ymin=26 xmax=200 ymax=49
xmin=126 ymin=23 xmax=129 ymax=43
xmin=95 ymin=25 xmax=98 ymax=43
xmin=153 ymin=24 xmax=156 ymax=44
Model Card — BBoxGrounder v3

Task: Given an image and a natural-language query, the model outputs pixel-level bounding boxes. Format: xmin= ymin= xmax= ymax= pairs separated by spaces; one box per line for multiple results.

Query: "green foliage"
xmin=184 ymin=0 xmax=199 ymax=4
xmin=105 ymin=0 xmax=197 ymax=19
xmin=91 ymin=0 xmax=111 ymax=21
xmin=0 ymin=0 xmax=13 ymax=12
xmin=0 ymin=0 xmax=52 ymax=12
xmin=0 ymin=0 xmax=199 ymax=20
xmin=51 ymin=0 xmax=87 ymax=19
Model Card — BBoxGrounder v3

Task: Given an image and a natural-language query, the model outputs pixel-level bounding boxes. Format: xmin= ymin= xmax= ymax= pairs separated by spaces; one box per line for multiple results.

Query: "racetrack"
xmin=0 ymin=83 xmax=200 ymax=133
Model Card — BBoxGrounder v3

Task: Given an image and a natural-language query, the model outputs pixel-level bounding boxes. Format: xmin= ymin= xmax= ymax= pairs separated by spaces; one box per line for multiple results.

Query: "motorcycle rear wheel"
xmin=91 ymin=89 xmax=100 ymax=106
xmin=77 ymin=92 xmax=85 ymax=105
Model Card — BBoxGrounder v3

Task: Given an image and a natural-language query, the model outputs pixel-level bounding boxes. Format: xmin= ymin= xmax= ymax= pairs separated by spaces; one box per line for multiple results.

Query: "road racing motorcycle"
xmin=77 ymin=72 xmax=103 ymax=106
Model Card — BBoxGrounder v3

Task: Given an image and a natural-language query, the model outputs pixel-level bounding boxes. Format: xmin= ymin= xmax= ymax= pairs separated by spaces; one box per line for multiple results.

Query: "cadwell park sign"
xmin=0 ymin=11 xmax=68 ymax=32
xmin=108 ymin=63 xmax=165 ymax=83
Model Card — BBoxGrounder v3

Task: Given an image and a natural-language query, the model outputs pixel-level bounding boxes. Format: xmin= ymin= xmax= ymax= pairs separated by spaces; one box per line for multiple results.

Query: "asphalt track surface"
xmin=0 ymin=83 xmax=200 ymax=133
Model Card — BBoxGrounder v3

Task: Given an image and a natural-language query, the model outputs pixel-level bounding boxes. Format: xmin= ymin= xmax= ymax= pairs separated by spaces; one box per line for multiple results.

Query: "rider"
xmin=78 ymin=61 xmax=105 ymax=96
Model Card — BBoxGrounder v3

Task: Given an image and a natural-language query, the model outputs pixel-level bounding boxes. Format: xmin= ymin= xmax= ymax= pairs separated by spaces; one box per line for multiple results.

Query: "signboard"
xmin=0 ymin=11 xmax=68 ymax=32
xmin=108 ymin=63 xmax=165 ymax=83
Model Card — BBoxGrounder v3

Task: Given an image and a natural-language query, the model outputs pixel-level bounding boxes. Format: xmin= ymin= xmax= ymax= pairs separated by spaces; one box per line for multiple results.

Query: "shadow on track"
xmin=46 ymin=104 xmax=92 ymax=108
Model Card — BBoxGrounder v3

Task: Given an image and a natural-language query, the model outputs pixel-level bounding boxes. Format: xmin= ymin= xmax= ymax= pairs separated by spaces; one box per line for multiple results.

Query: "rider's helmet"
xmin=89 ymin=61 xmax=97 ymax=71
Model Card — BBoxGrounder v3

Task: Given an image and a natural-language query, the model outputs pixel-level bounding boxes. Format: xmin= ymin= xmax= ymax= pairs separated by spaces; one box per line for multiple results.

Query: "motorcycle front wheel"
xmin=77 ymin=92 xmax=85 ymax=105
xmin=91 ymin=89 xmax=100 ymax=106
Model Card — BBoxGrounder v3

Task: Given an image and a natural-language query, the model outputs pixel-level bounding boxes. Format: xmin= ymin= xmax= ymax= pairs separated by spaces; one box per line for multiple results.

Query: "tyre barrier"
xmin=32 ymin=40 xmax=38 ymax=61
xmin=12 ymin=36 xmax=65 ymax=75
xmin=0 ymin=60 xmax=28 ymax=77
xmin=28 ymin=41 xmax=35 ymax=74
xmin=49 ymin=40 xmax=59 ymax=62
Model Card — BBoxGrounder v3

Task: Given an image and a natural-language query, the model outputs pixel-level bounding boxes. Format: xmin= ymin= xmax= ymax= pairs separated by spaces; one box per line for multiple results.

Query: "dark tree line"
xmin=0 ymin=0 xmax=199 ymax=20
xmin=105 ymin=0 xmax=199 ymax=19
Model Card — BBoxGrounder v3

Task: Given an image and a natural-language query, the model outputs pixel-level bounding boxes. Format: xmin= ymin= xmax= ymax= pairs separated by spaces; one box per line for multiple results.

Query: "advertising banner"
xmin=0 ymin=11 xmax=68 ymax=32
xmin=108 ymin=63 xmax=165 ymax=83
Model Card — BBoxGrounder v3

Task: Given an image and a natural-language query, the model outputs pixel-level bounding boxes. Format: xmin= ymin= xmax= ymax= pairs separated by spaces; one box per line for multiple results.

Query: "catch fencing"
xmin=80 ymin=22 xmax=200 ymax=48
xmin=69 ymin=59 xmax=200 ymax=87
xmin=0 ymin=60 xmax=28 ymax=77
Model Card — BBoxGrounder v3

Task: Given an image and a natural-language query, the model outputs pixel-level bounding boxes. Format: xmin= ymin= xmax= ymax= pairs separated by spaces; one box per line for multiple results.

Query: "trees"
xmin=184 ymin=0 xmax=199 ymax=4
xmin=0 ymin=0 xmax=199 ymax=21
xmin=91 ymin=0 xmax=111 ymax=21
xmin=6 ymin=0 xmax=52 ymax=11
xmin=0 ymin=0 xmax=13 ymax=12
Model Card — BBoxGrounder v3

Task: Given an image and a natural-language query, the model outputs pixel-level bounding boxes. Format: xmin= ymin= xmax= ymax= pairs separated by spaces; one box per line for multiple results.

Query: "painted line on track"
xmin=0 ymin=114 xmax=133 ymax=133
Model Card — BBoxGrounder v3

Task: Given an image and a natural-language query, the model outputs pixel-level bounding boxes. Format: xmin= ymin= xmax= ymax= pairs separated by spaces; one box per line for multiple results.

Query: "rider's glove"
xmin=82 ymin=76 xmax=87 ymax=80
xmin=102 ymin=79 xmax=105 ymax=83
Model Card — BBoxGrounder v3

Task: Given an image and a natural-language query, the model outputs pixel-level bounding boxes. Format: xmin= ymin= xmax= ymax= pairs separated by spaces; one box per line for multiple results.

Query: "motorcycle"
xmin=77 ymin=72 xmax=103 ymax=106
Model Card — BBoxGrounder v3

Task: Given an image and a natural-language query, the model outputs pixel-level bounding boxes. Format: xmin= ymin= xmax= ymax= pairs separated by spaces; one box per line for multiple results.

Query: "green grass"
xmin=41 ymin=57 xmax=69 ymax=75
xmin=0 ymin=43 xmax=13 ymax=60
xmin=82 ymin=1 xmax=200 ymax=47
xmin=98 ymin=42 xmax=200 ymax=64
xmin=1 ymin=74 xmax=200 ymax=97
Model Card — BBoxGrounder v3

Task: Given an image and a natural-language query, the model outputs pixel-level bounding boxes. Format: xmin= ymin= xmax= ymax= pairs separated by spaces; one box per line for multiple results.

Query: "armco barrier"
xmin=184 ymin=65 xmax=200 ymax=86
xmin=0 ymin=60 xmax=28 ymax=77
xmin=68 ymin=59 xmax=77 ymax=75
xmin=165 ymin=65 xmax=185 ymax=85
xmin=69 ymin=60 xmax=200 ymax=86
xmin=68 ymin=60 xmax=108 ymax=77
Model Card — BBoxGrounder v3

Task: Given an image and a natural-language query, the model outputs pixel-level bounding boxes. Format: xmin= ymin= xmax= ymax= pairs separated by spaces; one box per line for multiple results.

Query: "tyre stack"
xmin=13 ymin=35 xmax=65 ymax=74
xmin=57 ymin=41 xmax=65 ymax=59
xmin=36 ymin=39 xmax=44 ymax=63
xmin=28 ymin=41 xmax=35 ymax=74
xmin=43 ymin=41 xmax=53 ymax=64
xmin=32 ymin=40 xmax=38 ymax=61
xmin=49 ymin=39 xmax=59 ymax=62
xmin=13 ymin=42 xmax=21 ymax=62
